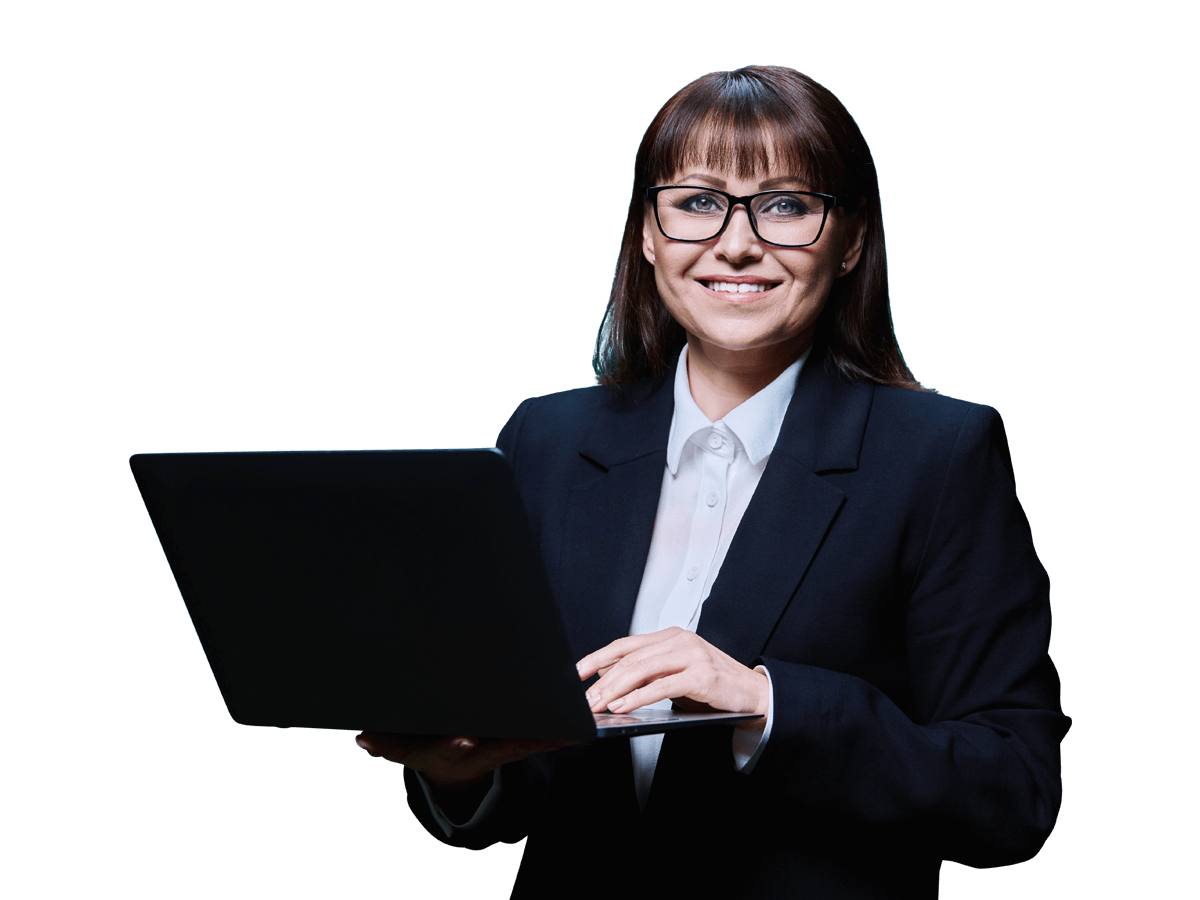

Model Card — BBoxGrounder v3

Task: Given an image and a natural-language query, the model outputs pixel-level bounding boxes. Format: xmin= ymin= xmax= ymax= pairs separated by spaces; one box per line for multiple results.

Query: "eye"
xmin=673 ymin=190 xmax=728 ymax=216
xmin=756 ymin=193 xmax=817 ymax=219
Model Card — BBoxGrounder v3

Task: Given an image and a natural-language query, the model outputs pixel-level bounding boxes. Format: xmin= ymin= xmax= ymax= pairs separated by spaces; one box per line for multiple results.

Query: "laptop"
xmin=130 ymin=448 xmax=757 ymax=742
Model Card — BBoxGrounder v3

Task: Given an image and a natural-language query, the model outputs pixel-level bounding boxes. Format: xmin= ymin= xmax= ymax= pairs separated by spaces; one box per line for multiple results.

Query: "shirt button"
xmin=686 ymin=565 xmax=699 ymax=581
xmin=706 ymin=491 xmax=720 ymax=507
xmin=708 ymin=433 xmax=723 ymax=449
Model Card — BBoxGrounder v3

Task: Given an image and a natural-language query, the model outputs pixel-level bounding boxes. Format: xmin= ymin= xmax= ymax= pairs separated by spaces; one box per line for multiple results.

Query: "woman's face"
xmin=642 ymin=161 xmax=864 ymax=373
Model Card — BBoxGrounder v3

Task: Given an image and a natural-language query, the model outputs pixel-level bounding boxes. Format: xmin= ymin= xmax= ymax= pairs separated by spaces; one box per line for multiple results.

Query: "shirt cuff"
xmin=415 ymin=768 xmax=503 ymax=838
xmin=732 ymin=664 xmax=773 ymax=774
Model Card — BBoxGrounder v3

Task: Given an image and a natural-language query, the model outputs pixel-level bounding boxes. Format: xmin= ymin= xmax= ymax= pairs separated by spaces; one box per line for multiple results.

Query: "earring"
xmin=840 ymin=262 xmax=847 ymax=270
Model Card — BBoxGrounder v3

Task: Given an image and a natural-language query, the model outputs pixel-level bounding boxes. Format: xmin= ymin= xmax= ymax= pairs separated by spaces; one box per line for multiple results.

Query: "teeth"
xmin=704 ymin=281 xmax=773 ymax=293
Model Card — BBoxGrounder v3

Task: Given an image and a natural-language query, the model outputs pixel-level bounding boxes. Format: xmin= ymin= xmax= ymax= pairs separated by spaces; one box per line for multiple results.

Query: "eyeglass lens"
xmin=655 ymin=187 xmax=827 ymax=246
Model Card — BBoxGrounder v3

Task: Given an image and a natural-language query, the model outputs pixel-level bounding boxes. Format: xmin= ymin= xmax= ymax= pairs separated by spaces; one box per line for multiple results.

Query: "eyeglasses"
xmin=645 ymin=185 xmax=841 ymax=248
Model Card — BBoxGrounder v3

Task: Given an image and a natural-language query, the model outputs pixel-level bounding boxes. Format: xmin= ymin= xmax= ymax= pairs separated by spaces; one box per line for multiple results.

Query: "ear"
xmin=836 ymin=202 xmax=867 ymax=277
xmin=642 ymin=205 xmax=657 ymax=266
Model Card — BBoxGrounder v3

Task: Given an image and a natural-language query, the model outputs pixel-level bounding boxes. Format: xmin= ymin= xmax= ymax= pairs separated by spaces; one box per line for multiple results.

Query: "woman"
xmin=358 ymin=66 xmax=1069 ymax=899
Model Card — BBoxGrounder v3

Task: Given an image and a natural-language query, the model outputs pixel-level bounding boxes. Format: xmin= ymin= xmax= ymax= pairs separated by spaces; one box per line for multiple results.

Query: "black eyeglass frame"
xmin=645 ymin=185 xmax=842 ymax=249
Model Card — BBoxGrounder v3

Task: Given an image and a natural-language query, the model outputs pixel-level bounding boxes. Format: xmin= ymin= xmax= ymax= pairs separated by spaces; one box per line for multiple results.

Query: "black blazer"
xmin=406 ymin=352 xmax=1070 ymax=900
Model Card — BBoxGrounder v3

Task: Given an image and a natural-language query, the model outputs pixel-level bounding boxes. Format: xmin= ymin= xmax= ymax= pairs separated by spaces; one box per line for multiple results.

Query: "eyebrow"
xmin=676 ymin=173 xmax=809 ymax=191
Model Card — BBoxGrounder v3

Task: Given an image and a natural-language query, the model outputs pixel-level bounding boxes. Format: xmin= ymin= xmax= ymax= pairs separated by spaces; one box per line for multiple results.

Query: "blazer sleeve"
xmin=751 ymin=404 xmax=1069 ymax=867
xmin=403 ymin=754 xmax=551 ymax=850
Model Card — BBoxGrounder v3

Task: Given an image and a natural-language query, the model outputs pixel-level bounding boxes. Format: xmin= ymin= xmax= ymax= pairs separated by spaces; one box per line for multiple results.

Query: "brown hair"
xmin=593 ymin=65 xmax=921 ymax=391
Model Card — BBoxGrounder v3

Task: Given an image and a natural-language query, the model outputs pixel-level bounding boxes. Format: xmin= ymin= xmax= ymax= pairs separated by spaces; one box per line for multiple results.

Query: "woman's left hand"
xmin=576 ymin=627 xmax=769 ymax=722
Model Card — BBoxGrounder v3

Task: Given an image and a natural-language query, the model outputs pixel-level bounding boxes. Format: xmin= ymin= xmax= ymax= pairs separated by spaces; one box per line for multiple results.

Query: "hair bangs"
xmin=643 ymin=73 xmax=847 ymax=194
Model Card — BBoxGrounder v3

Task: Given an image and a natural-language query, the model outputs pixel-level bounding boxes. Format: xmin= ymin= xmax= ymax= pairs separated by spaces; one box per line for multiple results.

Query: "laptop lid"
xmin=131 ymin=449 xmax=756 ymax=742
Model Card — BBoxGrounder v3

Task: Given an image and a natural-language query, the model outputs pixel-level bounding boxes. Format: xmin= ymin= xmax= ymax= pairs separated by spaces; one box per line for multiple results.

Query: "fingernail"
xmin=457 ymin=739 xmax=475 ymax=750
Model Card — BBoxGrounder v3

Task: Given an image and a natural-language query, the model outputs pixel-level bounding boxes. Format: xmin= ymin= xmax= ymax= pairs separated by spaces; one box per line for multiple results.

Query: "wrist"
xmin=752 ymin=667 xmax=770 ymax=716
xmin=421 ymin=768 xmax=490 ymax=791
xmin=422 ymin=771 xmax=492 ymax=815
xmin=734 ymin=666 xmax=771 ymax=732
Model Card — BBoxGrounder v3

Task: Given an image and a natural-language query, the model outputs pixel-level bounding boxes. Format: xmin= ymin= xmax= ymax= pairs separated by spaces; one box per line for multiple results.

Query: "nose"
xmin=714 ymin=204 xmax=764 ymax=264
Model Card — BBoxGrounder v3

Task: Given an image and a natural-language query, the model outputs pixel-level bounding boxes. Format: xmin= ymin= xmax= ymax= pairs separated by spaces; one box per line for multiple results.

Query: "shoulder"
xmin=497 ymin=379 xmax=665 ymax=461
xmin=497 ymin=384 xmax=611 ymax=454
xmin=512 ymin=383 xmax=618 ymax=424
xmin=860 ymin=383 xmax=1016 ymax=487
xmin=868 ymin=383 xmax=1007 ymax=445
xmin=871 ymin=382 xmax=994 ymax=424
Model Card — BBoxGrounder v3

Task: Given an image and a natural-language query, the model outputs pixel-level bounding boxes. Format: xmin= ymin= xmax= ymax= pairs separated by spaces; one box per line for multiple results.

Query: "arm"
xmin=396 ymin=741 xmax=556 ymax=850
xmin=580 ymin=405 xmax=1068 ymax=864
xmin=358 ymin=731 xmax=561 ymax=848
xmin=756 ymin=405 xmax=1068 ymax=865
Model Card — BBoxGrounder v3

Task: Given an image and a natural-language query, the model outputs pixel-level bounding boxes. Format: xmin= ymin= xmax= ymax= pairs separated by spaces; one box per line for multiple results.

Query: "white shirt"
xmin=627 ymin=343 xmax=807 ymax=810
xmin=422 ymin=343 xmax=807 ymax=830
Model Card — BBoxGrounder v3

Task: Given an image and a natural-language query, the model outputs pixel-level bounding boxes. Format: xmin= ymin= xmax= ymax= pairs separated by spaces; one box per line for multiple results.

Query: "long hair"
xmin=593 ymin=66 xmax=921 ymax=391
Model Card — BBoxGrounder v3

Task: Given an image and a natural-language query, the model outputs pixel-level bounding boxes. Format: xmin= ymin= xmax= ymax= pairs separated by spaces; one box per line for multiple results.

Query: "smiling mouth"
xmin=701 ymin=280 xmax=780 ymax=294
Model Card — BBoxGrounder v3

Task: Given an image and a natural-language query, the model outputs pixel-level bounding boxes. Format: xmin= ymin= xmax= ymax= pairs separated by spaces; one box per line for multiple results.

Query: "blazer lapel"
xmin=556 ymin=380 xmax=675 ymax=661
xmin=696 ymin=353 xmax=876 ymax=666
xmin=649 ymin=355 xmax=876 ymax=816
xmin=553 ymin=352 xmax=876 ymax=668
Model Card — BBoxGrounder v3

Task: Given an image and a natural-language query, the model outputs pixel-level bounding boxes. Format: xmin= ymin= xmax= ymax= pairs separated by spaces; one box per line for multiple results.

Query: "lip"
xmin=696 ymin=274 xmax=783 ymax=301
xmin=695 ymin=274 xmax=779 ymax=284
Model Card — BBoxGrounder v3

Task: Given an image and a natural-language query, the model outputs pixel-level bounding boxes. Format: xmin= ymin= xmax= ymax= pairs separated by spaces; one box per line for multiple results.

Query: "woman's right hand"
xmin=355 ymin=732 xmax=563 ymax=788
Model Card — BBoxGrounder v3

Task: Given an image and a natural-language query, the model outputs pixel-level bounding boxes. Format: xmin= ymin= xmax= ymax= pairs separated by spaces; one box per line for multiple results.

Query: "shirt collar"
xmin=666 ymin=343 xmax=809 ymax=474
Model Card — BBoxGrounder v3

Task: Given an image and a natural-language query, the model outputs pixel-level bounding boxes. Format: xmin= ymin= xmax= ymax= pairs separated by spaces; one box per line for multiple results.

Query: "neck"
xmin=685 ymin=335 xmax=809 ymax=421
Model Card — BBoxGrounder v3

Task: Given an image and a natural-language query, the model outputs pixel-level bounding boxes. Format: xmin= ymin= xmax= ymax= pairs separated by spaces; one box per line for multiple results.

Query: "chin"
xmin=692 ymin=332 xmax=802 ymax=357
xmin=704 ymin=337 xmax=773 ymax=353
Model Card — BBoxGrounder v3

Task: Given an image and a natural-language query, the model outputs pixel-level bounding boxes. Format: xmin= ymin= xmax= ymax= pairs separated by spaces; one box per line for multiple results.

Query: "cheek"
xmin=782 ymin=253 xmax=839 ymax=299
xmin=654 ymin=269 xmax=687 ymax=321
xmin=654 ymin=249 xmax=699 ymax=298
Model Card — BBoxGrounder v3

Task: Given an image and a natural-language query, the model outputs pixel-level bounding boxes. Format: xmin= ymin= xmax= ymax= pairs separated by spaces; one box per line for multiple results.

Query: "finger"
xmin=585 ymin=643 xmax=690 ymax=712
xmin=575 ymin=629 xmax=681 ymax=679
xmin=576 ymin=641 xmax=638 ymax=680
xmin=355 ymin=734 xmax=432 ymax=753
xmin=576 ymin=628 xmax=672 ymax=681
xmin=356 ymin=733 xmax=476 ymax=766
xmin=432 ymin=738 xmax=564 ymax=782
xmin=585 ymin=630 xmax=741 ymax=713
xmin=604 ymin=672 xmax=693 ymax=713
xmin=356 ymin=732 xmax=427 ymax=758
xmin=356 ymin=732 xmax=426 ymax=755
